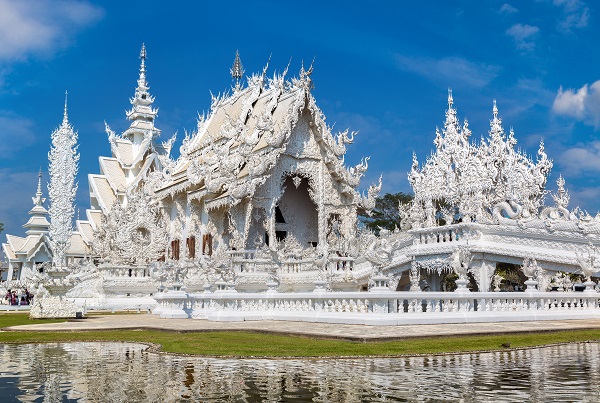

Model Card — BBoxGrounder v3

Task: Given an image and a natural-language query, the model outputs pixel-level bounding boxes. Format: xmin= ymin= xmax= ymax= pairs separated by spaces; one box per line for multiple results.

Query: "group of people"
xmin=3 ymin=289 xmax=33 ymax=306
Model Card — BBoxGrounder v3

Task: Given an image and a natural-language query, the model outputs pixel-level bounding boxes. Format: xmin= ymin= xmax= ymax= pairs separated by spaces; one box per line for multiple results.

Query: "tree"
xmin=0 ymin=221 xmax=3 ymax=234
xmin=359 ymin=192 xmax=413 ymax=234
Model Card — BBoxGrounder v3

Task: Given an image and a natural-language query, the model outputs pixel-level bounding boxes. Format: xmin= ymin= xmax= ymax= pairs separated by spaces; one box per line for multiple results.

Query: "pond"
xmin=0 ymin=342 xmax=599 ymax=402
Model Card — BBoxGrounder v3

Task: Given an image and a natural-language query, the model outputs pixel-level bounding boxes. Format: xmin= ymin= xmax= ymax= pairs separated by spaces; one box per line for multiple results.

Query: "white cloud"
xmin=552 ymin=81 xmax=600 ymax=127
xmin=560 ymin=141 xmax=600 ymax=175
xmin=506 ymin=24 xmax=540 ymax=51
xmin=553 ymin=0 xmax=589 ymax=32
xmin=553 ymin=85 xmax=587 ymax=118
xmin=394 ymin=55 xmax=500 ymax=88
xmin=567 ymin=186 xmax=600 ymax=215
xmin=499 ymin=3 xmax=519 ymax=14
xmin=0 ymin=0 xmax=103 ymax=62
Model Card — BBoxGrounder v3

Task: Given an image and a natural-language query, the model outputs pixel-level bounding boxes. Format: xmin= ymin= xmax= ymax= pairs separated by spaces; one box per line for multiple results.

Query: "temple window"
xmin=202 ymin=234 xmax=213 ymax=256
xmin=171 ymin=239 xmax=180 ymax=260
xmin=328 ymin=214 xmax=342 ymax=238
xmin=187 ymin=236 xmax=196 ymax=258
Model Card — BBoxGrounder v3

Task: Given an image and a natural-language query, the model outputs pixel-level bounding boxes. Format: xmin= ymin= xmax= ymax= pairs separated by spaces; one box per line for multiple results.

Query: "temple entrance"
xmin=275 ymin=176 xmax=318 ymax=248
xmin=493 ymin=263 xmax=527 ymax=291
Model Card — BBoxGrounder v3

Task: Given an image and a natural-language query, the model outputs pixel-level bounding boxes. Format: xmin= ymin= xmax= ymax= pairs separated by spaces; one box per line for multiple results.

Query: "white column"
xmin=7 ymin=263 xmax=14 ymax=282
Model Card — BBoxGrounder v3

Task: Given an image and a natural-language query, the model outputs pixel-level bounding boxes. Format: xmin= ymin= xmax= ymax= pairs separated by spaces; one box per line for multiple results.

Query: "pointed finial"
xmin=299 ymin=57 xmax=315 ymax=77
xmin=282 ymin=57 xmax=292 ymax=78
xmin=492 ymin=99 xmax=498 ymax=119
xmin=230 ymin=50 xmax=244 ymax=80
xmin=140 ymin=43 xmax=147 ymax=61
xmin=32 ymin=168 xmax=44 ymax=206
xmin=307 ymin=56 xmax=315 ymax=76
xmin=261 ymin=54 xmax=272 ymax=77
xmin=63 ymin=90 xmax=69 ymax=123
xmin=37 ymin=167 xmax=43 ymax=196
xmin=448 ymin=88 xmax=453 ymax=107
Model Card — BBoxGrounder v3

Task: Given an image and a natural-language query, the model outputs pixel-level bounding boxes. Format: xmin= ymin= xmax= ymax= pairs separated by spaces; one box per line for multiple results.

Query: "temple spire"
xmin=32 ymin=168 xmax=44 ymax=207
xmin=230 ymin=50 xmax=244 ymax=92
xmin=24 ymin=168 xmax=50 ymax=235
xmin=444 ymin=88 xmax=458 ymax=131
xmin=48 ymin=97 xmax=79 ymax=266
xmin=125 ymin=43 xmax=158 ymax=136
xmin=230 ymin=50 xmax=244 ymax=81
xmin=63 ymin=91 xmax=69 ymax=124
xmin=139 ymin=43 xmax=147 ymax=88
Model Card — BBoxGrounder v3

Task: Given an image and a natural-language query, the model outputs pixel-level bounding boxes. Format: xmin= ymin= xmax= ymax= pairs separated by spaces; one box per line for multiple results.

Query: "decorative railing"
xmin=153 ymin=290 xmax=600 ymax=324
xmin=281 ymin=257 xmax=316 ymax=274
xmin=99 ymin=266 xmax=152 ymax=278
xmin=230 ymin=249 xmax=333 ymax=275
xmin=410 ymin=223 xmax=480 ymax=246
xmin=230 ymin=250 xmax=272 ymax=274
xmin=327 ymin=256 xmax=355 ymax=273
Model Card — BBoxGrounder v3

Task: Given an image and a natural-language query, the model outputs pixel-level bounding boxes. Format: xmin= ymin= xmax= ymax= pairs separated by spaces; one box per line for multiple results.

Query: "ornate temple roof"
xmin=153 ymin=56 xmax=376 ymax=211
xmin=408 ymin=91 xmax=552 ymax=227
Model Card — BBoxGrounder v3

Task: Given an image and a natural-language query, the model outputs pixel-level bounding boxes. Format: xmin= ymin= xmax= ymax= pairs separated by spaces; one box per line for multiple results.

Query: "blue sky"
xmin=0 ymin=0 xmax=599 ymax=238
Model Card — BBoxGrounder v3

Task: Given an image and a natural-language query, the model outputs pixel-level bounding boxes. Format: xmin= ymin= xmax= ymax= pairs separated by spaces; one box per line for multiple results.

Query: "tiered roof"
xmin=2 ymin=172 xmax=54 ymax=264
xmin=155 ymin=57 xmax=375 ymax=211
xmin=87 ymin=44 xmax=169 ymax=215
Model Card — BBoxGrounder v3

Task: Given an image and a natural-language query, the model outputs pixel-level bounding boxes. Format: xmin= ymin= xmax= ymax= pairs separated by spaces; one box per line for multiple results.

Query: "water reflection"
xmin=0 ymin=342 xmax=599 ymax=402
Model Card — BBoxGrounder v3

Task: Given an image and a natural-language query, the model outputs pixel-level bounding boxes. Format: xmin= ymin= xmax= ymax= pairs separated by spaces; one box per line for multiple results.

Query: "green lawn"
xmin=1 ymin=313 xmax=599 ymax=357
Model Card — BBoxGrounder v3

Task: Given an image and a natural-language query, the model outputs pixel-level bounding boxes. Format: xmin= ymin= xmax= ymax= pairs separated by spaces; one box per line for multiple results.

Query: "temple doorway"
xmin=275 ymin=176 xmax=318 ymax=248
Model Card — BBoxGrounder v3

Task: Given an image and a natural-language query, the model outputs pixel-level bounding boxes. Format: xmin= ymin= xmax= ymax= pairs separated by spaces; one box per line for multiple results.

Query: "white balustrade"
xmin=411 ymin=223 xmax=483 ymax=246
xmin=154 ymin=290 xmax=600 ymax=325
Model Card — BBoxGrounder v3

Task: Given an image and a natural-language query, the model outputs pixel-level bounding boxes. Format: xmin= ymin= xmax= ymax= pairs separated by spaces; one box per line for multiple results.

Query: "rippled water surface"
xmin=1 ymin=342 xmax=599 ymax=402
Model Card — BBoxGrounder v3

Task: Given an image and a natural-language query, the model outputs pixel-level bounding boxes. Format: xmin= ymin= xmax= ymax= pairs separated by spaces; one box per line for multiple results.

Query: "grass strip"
xmin=1 ymin=313 xmax=600 ymax=357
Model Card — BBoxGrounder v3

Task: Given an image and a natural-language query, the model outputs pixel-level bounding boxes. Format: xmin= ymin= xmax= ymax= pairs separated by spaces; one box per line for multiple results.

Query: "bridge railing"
xmin=410 ymin=223 xmax=483 ymax=246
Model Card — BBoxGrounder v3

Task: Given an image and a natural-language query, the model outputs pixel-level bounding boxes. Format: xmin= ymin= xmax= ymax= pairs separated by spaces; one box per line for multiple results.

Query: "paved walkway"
xmin=4 ymin=314 xmax=600 ymax=341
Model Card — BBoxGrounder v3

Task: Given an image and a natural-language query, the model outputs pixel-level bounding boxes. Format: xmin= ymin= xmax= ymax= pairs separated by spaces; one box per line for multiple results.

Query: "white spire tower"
xmin=23 ymin=169 xmax=51 ymax=236
xmin=48 ymin=91 xmax=79 ymax=267
xmin=123 ymin=44 xmax=160 ymax=149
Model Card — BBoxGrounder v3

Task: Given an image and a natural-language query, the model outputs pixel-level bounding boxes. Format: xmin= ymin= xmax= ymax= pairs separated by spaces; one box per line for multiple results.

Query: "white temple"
xmin=3 ymin=45 xmax=600 ymax=323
